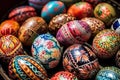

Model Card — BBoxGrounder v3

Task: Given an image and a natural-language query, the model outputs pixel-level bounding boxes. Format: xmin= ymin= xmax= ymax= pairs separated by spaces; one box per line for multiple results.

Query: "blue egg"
xmin=111 ymin=18 xmax=120 ymax=34
xmin=31 ymin=33 xmax=61 ymax=69
xmin=96 ymin=66 xmax=120 ymax=80
xmin=41 ymin=1 xmax=66 ymax=22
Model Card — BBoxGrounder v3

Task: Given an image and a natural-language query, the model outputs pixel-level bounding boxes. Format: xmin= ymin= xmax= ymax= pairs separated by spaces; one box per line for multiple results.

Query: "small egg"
xmin=41 ymin=1 xmax=66 ymax=22
xmin=8 ymin=55 xmax=49 ymax=80
xmin=18 ymin=17 xmax=48 ymax=46
xmin=31 ymin=33 xmax=61 ymax=69
xmin=63 ymin=43 xmax=100 ymax=79
xmin=8 ymin=6 xmax=37 ymax=25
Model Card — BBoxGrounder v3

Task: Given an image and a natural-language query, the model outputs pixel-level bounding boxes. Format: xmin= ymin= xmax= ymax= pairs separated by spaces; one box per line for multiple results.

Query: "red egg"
xmin=0 ymin=35 xmax=25 ymax=64
xmin=8 ymin=6 xmax=37 ymax=25
xmin=18 ymin=17 xmax=48 ymax=46
xmin=50 ymin=71 xmax=78 ymax=80
xmin=68 ymin=2 xmax=93 ymax=19
xmin=0 ymin=20 xmax=20 ymax=37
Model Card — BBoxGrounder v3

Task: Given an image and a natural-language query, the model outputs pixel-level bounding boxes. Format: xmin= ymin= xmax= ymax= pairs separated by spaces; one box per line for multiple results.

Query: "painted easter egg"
xmin=92 ymin=29 xmax=120 ymax=59
xmin=28 ymin=0 xmax=49 ymax=10
xmin=8 ymin=6 xmax=37 ymax=25
xmin=50 ymin=71 xmax=78 ymax=80
xmin=63 ymin=44 xmax=100 ymax=79
xmin=41 ymin=1 xmax=66 ymax=22
xmin=82 ymin=0 xmax=102 ymax=6
xmin=81 ymin=17 xmax=105 ymax=37
xmin=0 ymin=35 xmax=25 ymax=63
xmin=68 ymin=2 xmax=93 ymax=19
xmin=115 ymin=50 xmax=120 ymax=68
xmin=56 ymin=20 xmax=91 ymax=46
xmin=8 ymin=55 xmax=49 ymax=80
xmin=31 ymin=33 xmax=61 ymax=69
xmin=96 ymin=66 xmax=120 ymax=80
xmin=0 ymin=20 xmax=20 ymax=37
xmin=48 ymin=14 xmax=76 ymax=36
xmin=18 ymin=17 xmax=48 ymax=46
xmin=94 ymin=3 xmax=116 ymax=26
xmin=111 ymin=18 xmax=120 ymax=34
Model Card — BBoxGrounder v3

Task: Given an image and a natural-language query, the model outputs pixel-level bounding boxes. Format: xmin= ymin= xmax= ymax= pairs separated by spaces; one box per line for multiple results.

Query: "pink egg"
xmin=56 ymin=20 xmax=91 ymax=46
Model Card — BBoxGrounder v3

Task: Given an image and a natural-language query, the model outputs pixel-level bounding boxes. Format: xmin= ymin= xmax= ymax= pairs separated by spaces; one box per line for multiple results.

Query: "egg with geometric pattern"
xmin=8 ymin=55 xmax=49 ymax=80
xmin=31 ymin=33 xmax=61 ymax=69
xmin=63 ymin=43 xmax=100 ymax=79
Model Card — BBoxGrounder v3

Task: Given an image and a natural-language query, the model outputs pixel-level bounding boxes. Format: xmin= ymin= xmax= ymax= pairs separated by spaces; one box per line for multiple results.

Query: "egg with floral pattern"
xmin=92 ymin=29 xmax=120 ymax=59
xmin=8 ymin=55 xmax=49 ymax=80
xmin=111 ymin=18 xmax=120 ymax=34
xmin=96 ymin=66 xmax=120 ymax=80
xmin=94 ymin=3 xmax=116 ymax=26
xmin=50 ymin=71 xmax=78 ymax=80
xmin=56 ymin=20 xmax=91 ymax=46
xmin=0 ymin=20 xmax=20 ymax=37
xmin=0 ymin=35 xmax=25 ymax=64
xmin=63 ymin=43 xmax=100 ymax=79
xmin=31 ymin=33 xmax=61 ymax=69
xmin=41 ymin=1 xmax=66 ymax=22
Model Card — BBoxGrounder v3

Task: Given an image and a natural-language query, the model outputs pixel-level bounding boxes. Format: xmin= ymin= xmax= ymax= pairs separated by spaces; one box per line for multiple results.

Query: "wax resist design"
xmin=96 ymin=67 xmax=120 ymax=80
xmin=92 ymin=29 xmax=120 ymax=59
xmin=56 ymin=20 xmax=91 ymax=46
xmin=31 ymin=33 xmax=61 ymax=69
xmin=8 ymin=55 xmax=49 ymax=80
xmin=63 ymin=44 xmax=100 ymax=79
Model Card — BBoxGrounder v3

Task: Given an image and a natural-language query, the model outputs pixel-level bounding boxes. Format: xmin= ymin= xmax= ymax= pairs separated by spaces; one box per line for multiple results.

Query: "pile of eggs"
xmin=0 ymin=0 xmax=120 ymax=80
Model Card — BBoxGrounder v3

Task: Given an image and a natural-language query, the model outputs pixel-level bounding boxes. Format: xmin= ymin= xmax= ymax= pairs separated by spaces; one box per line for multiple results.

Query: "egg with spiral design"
xmin=96 ymin=66 xmax=120 ymax=80
xmin=63 ymin=43 xmax=100 ymax=79
xmin=18 ymin=17 xmax=48 ymax=46
xmin=0 ymin=20 xmax=20 ymax=37
xmin=92 ymin=29 xmax=120 ymax=59
xmin=111 ymin=18 xmax=120 ymax=34
xmin=8 ymin=6 xmax=37 ymax=25
xmin=31 ymin=33 xmax=61 ymax=69
xmin=56 ymin=20 xmax=91 ymax=46
xmin=8 ymin=55 xmax=49 ymax=80
xmin=0 ymin=35 xmax=25 ymax=64
xmin=41 ymin=1 xmax=66 ymax=22
xmin=50 ymin=71 xmax=78 ymax=80
xmin=48 ymin=14 xmax=76 ymax=36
